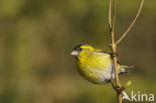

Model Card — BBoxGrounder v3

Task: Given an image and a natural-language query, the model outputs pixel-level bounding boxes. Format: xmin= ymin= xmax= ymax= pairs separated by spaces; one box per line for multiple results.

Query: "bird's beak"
xmin=70 ymin=50 xmax=79 ymax=56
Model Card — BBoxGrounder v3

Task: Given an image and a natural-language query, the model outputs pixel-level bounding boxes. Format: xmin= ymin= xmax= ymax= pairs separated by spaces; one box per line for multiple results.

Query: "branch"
xmin=107 ymin=0 xmax=144 ymax=103
xmin=108 ymin=0 xmax=122 ymax=103
xmin=112 ymin=0 xmax=116 ymax=35
xmin=116 ymin=0 xmax=144 ymax=45
xmin=108 ymin=0 xmax=112 ymax=29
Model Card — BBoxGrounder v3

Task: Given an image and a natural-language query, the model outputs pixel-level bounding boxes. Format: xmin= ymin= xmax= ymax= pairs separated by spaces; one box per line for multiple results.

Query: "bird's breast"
xmin=77 ymin=56 xmax=113 ymax=84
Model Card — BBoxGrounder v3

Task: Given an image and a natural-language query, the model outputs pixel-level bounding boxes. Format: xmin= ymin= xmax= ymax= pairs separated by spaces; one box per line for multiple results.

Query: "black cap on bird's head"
xmin=70 ymin=44 xmax=84 ymax=56
xmin=70 ymin=44 xmax=94 ymax=56
xmin=73 ymin=44 xmax=83 ymax=50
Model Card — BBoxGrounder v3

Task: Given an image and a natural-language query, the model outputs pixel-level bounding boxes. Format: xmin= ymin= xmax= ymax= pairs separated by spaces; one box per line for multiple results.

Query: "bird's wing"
xmin=94 ymin=49 xmax=109 ymax=54
xmin=95 ymin=49 xmax=121 ymax=63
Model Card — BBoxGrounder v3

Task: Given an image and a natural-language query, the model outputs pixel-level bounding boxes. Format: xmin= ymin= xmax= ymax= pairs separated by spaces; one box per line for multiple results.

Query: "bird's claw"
xmin=111 ymin=52 xmax=118 ymax=57
xmin=113 ymin=86 xmax=125 ymax=94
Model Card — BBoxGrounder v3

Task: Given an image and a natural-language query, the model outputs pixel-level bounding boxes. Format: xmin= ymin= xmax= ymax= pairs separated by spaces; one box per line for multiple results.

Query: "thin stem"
xmin=116 ymin=0 xmax=144 ymax=45
xmin=111 ymin=0 xmax=119 ymax=89
xmin=108 ymin=0 xmax=144 ymax=103
xmin=108 ymin=0 xmax=122 ymax=103
xmin=108 ymin=0 xmax=112 ymax=29
xmin=112 ymin=0 xmax=116 ymax=36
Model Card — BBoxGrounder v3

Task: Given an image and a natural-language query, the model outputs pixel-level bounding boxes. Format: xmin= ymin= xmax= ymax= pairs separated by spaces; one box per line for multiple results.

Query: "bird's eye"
xmin=79 ymin=48 xmax=83 ymax=51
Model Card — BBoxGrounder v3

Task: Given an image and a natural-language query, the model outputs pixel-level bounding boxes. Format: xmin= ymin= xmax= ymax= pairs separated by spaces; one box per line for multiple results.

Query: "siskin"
xmin=71 ymin=44 xmax=132 ymax=84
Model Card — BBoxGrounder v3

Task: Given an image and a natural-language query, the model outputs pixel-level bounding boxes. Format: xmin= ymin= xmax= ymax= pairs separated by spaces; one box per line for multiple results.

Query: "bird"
xmin=70 ymin=44 xmax=133 ymax=84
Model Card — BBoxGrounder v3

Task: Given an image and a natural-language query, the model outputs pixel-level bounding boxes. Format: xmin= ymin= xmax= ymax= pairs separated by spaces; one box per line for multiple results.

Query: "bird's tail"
xmin=119 ymin=65 xmax=134 ymax=75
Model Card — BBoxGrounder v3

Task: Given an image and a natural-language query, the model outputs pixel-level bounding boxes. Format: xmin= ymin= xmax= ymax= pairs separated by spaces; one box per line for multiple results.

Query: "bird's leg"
xmin=110 ymin=80 xmax=125 ymax=94
xmin=110 ymin=52 xmax=118 ymax=58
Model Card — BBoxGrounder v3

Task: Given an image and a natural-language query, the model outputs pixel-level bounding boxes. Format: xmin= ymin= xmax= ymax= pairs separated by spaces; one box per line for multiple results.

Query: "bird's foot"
xmin=110 ymin=80 xmax=125 ymax=94
xmin=111 ymin=52 xmax=118 ymax=57
xmin=113 ymin=86 xmax=125 ymax=94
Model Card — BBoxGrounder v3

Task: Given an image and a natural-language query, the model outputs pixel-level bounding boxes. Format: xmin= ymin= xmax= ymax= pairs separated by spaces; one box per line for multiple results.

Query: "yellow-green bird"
xmin=71 ymin=44 xmax=132 ymax=84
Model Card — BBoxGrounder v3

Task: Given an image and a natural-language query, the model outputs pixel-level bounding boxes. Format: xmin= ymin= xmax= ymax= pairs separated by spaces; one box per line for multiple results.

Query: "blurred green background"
xmin=0 ymin=0 xmax=155 ymax=103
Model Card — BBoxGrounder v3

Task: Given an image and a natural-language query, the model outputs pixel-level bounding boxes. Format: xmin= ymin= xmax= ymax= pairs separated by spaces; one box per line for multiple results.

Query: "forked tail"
xmin=119 ymin=65 xmax=134 ymax=75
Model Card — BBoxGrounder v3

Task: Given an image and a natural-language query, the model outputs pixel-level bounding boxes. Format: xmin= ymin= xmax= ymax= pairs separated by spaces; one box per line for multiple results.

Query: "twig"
xmin=116 ymin=0 xmax=144 ymax=45
xmin=108 ymin=0 xmax=112 ymax=29
xmin=112 ymin=0 xmax=116 ymax=34
xmin=108 ymin=0 xmax=122 ymax=103
xmin=108 ymin=0 xmax=144 ymax=103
